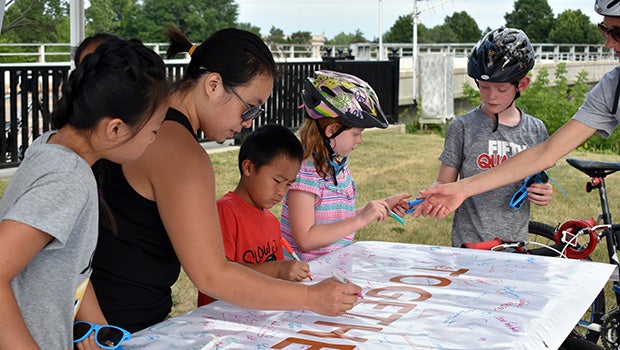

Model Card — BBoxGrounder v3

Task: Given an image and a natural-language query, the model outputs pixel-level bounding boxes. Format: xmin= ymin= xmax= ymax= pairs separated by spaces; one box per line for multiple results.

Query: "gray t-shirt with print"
xmin=2 ymin=131 xmax=98 ymax=349
xmin=573 ymin=65 xmax=620 ymax=137
xmin=439 ymin=107 xmax=548 ymax=247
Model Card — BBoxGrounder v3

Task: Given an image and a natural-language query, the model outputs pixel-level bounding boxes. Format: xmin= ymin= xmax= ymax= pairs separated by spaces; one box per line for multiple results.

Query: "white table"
xmin=123 ymin=241 xmax=614 ymax=349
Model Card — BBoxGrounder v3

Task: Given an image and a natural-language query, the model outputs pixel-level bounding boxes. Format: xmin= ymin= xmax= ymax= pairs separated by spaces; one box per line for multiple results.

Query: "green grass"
xmin=168 ymin=127 xmax=620 ymax=317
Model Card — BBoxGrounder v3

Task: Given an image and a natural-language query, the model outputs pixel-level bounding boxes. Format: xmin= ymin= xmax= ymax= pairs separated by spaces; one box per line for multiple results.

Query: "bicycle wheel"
xmin=528 ymin=221 xmax=606 ymax=344
xmin=528 ymin=221 xmax=558 ymax=255
xmin=559 ymin=337 xmax=604 ymax=350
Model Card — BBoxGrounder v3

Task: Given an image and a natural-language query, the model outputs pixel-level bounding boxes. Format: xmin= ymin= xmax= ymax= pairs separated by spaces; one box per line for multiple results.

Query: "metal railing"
xmin=0 ymin=42 xmax=615 ymax=63
xmin=0 ymin=56 xmax=400 ymax=168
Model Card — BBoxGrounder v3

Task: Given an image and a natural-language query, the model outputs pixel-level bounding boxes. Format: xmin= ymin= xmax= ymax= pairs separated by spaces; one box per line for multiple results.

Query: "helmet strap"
xmin=313 ymin=119 xmax=348 ymax=186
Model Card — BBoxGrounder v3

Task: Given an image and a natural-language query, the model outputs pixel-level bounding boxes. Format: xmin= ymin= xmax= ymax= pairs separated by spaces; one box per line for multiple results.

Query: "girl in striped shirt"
xmin=280 ymin=70 xmax=410 ymax=261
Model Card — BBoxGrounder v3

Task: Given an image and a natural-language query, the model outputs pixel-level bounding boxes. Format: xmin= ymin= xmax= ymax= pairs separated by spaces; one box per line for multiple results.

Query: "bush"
xmin=460 ymin=63 xmax=620 ymax=154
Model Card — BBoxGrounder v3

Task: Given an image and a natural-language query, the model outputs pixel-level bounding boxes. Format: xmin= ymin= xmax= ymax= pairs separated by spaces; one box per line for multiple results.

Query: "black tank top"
xmin=91 ymin=108 xmax=197 ymax=333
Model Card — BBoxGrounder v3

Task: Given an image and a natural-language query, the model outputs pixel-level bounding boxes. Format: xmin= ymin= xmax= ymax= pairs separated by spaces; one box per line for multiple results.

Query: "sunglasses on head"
xmin=73 ymin=321 xmax=131 ymax=349
xmin=599 ymin=22 xmax=620 ymax=42
xmin=230 ymin=87 xmax=264 ymax=122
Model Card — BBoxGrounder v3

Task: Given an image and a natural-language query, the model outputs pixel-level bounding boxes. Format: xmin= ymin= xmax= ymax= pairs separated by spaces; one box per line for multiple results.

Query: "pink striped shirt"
xmin=280 ymin=159 xmax=356 ymax=261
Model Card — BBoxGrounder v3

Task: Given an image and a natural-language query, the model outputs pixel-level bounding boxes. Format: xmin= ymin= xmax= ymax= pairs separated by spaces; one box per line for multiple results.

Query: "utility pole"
xmin=0 ymin=0 xmax=6 ymax=34
xmin=378 ymin=0 xmax=383 ymax=60
xmin=70 ymin=0 xmax=85 ymax=68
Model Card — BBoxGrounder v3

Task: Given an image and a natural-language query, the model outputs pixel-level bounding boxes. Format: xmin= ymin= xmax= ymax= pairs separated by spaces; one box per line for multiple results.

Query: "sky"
xmin=235 ymin=0 xmax=600 ymax=40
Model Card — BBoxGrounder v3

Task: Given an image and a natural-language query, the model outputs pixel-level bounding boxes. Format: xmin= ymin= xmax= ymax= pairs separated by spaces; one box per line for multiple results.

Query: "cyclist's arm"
xmin=416 ymin=120 xmax=597 ymax=218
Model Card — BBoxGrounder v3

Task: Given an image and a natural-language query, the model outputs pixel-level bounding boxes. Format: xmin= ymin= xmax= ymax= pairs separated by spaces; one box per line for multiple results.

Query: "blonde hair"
xmin=298 ymin=117 xmax=348 ymax=179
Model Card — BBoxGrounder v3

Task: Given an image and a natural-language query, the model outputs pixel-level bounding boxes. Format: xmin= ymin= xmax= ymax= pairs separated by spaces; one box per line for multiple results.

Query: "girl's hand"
xmin=385 ymin=193 xmax=411 ymax=216
xmin=357 ymin=200 xmax=390 ymax=226
xmin=527 ymin=182 xmax=553 ymax=206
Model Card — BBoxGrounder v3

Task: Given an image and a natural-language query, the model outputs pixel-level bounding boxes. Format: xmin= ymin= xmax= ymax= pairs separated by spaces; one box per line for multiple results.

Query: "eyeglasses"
xmin=598 ymin=22 xmax=620 ymax=43
xmin=73 ymin=321 xmax=131 ymax=349
xmin=509 ymin=170 xmax=549 ymax=209
xmin=230 ymin=88 xmax=264 ymax=122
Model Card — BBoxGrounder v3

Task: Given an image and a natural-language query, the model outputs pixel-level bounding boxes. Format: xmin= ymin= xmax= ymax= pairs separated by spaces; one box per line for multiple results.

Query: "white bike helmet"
xmin=596 ymin=0 xmax=620 ymax=17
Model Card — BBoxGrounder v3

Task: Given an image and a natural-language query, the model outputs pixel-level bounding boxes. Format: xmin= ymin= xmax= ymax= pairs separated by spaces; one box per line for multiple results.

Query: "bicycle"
xmin=524 ymin=157 xmax=620 ymax=349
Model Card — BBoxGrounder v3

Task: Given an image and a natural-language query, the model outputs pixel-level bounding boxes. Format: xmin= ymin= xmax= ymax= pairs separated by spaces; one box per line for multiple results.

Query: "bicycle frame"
xmin=567 ymin=158 xmax=620 ymax=306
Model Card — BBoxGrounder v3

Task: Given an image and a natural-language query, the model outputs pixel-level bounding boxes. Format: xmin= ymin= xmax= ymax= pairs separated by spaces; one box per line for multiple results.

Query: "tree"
xmin=2 ymin=0 xmax=68 ymax=42
xmin=138 ymin=0 xmax=239 ymax=42
xmin=288 ymin=30 xmax=311 ymax=44
xmin=425 ymin=24 xmax=457 ymax=43
xmin=549 ymin=10 xmax=603 ymax=44
xmin=350 ymin=29 xmax=367 ymax=43
xmin=384 ymin=14 xmax=412 ymax=43
xmin=326 ymin=29 xmax=367 ymax=45
xmin=328 ymin=32 xmax=355 ymax=45
xmin=443 ymin=11 xmax=480 ymax=43
xmin=85 ymin=0 xmax=122 ymax=36
xmin=235 ymin=22 xmax=261 ymax=37
xmin=504 ymin=0 xmax=554 ymax=43
xmin=266 ymin=26 xmax=286 ymax=44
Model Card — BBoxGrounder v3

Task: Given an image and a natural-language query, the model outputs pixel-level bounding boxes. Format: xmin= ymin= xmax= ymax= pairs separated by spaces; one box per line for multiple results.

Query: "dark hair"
xmin=57 ymin=38 xmax=170 ymax=235
xmin=53 ymin=37 xmax=170 ymax=132
xmin=237 ymin=124 xmax=303 ymax=175
xmin=73 ymin=32 xmax=121 ymax=66
xmin=166 ymin=26 xmax=278 ymax=92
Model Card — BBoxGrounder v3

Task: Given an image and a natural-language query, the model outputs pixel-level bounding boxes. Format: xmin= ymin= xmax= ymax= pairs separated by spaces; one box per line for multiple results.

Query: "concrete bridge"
xmin=395 ymin=55 xmax=619 ymax=125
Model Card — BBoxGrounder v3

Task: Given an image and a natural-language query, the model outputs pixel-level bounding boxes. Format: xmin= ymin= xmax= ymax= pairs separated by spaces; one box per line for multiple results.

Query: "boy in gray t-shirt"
xmin=435 ymin=27 xmax=553 ymax=247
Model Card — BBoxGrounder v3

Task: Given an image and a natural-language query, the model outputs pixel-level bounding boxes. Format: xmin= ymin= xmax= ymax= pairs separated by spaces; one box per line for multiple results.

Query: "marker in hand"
xmin=280 ymin=237 xmax=313 ymax=281
xmin=332 ymin=271 xmax=364 ymax=299
xmin=406 ymin=199 xmax=424 ymax=214
xmin=387 ymin=208 xmax=406 ymax=225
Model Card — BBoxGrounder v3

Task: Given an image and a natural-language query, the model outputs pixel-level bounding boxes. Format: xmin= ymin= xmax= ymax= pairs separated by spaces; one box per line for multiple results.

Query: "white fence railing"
xmin=0 ymin=42 xmax=615 ymax=63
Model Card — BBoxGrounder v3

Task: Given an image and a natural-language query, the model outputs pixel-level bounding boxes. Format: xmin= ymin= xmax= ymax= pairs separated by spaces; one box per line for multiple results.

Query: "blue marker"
xmin=406 ymin=199 xmax=423 ymax=213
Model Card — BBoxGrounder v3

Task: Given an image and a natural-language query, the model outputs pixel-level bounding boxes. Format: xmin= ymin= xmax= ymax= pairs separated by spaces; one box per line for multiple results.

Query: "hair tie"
xmin=188 ymin=45 xmax=198 ymax=56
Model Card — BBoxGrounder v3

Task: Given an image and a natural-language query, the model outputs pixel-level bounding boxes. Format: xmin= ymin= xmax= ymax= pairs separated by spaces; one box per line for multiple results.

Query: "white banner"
xmin=124 ymin=241 xmax=614 ymax=350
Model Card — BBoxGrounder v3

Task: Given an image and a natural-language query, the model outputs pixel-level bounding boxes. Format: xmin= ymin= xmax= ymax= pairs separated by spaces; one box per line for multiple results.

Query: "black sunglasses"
xmin=230 ymin=88 xmax=264 ymax=122
xmin=73 ymin=321 xmax=131 ymax=349
xmin=598 ymin=22 xmax=620 ymax=43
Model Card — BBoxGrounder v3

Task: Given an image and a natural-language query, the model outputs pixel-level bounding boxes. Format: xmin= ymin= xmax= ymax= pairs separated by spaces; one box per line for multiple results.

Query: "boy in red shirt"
xmin=198 ymin=124 xmax=311 ymax=306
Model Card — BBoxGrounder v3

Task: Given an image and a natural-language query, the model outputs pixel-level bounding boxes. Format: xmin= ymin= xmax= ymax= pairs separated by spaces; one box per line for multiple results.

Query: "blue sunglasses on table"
xmin=73 ymin=321 xmax=131 ymax=349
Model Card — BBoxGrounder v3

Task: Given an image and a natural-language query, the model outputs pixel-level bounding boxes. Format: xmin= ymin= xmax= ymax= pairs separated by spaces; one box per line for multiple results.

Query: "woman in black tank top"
xmin=90 ymin=26 xmax=362 ymax=333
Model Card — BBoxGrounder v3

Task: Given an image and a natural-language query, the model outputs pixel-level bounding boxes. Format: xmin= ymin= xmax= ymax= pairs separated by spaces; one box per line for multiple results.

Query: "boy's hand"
xmin=527 ymin=182 xmax=553 ymax=206
xmin=277 ymin=260 xmax=311 ymax=282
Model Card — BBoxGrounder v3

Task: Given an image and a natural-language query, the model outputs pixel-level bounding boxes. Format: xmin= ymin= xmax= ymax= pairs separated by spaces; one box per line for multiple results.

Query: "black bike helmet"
xmin=596 ymin=0 xmax=620 ymax=17
xmin=468 ymin=27 xmax=535 ymax=83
